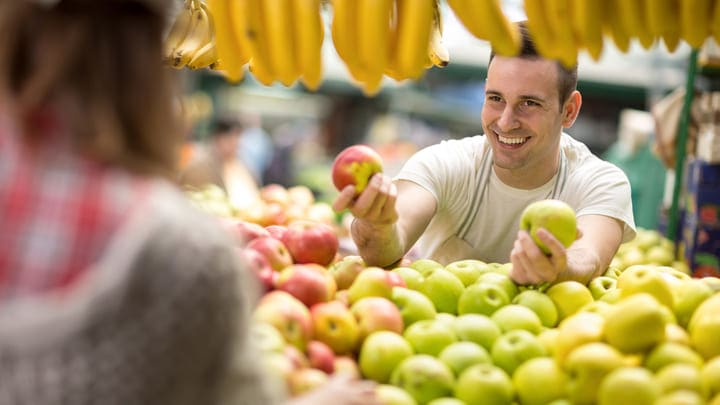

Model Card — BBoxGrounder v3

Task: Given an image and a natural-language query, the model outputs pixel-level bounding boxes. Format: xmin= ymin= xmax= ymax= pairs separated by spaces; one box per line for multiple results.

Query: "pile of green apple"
xmin=250 ymin=251 xmax=720 ymax=405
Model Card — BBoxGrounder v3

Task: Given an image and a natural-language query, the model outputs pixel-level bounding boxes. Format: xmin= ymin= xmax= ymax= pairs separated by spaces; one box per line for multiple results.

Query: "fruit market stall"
xmin=174 ymin=1 xmax=720 ymax=404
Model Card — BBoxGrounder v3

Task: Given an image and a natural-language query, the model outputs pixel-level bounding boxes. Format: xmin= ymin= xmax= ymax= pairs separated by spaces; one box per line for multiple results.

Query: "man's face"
xmin=481 ymin=56 xmax=575 ymax=180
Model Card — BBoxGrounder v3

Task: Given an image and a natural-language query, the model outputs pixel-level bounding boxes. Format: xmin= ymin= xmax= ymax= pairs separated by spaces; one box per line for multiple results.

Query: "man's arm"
xmin=333 ymin=175 xmax=437 ymax=268
xmin=510 ymin=214 xmax=625 ymax=285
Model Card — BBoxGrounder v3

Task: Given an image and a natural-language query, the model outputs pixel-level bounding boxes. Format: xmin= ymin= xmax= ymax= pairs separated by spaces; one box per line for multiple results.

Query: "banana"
xmin=602 ymin=0 xmax=630 ymax=53
xmin=572 ymin=0 xmax=604 ymax=61
xmin=446 ymin=0 xmax=489 ymax=40
xmin=646 ymin=0 xmax=680 ymax=52
xmin=713 ymin=0 xmax=720 ymax=44
xmin=263 ymin=0 xmax=300 ymax=86
xmin=394 ymin=0 xmax=434 ymax=80
xmin=617 ymin=0 xmax=655 ymax=49
xmin=384 ymin=0 xmax=406 ymax=81
xmin=163 ymin=0 xmax=196 ymax=65
xmin=523 ymin=0 xmax=557 ymax=60
xmin=293 ymin=0 xmax=324 ymax=91
xmin=244 ymin=0 xmax=275 ymax=85
xmin=228 ymin=0 xmax=252 ymax=65
xmin=680 ymin=0 xmax=713 ymax=49
xmin=545 ymin=0 xmax=578 ymax=67
xmin=186 ymin=40 xmax=218 ymax=69
xmin=332 ymin=0 xmax=364 ymax=83
xmin=448 ymin=0 xmax=519 ymax=56
xmin=357 ymin=0 xmax=393 ymax=95
xmin=428 ymin=1 xmax=450 ymax=68
xmin=172 ymin=1 xmax=215 ymax=69
xmin=206 ymin=0 xmax=245 ymax=82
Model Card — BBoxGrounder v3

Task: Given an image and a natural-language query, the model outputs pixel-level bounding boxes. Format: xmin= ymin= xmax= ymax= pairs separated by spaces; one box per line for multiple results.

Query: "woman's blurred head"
xmin=0 ymin=0 xmax=183 ymax=177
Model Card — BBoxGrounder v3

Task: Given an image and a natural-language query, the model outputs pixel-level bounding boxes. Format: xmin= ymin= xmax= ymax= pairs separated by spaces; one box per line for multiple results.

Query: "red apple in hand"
xmin=247 ymin=236 xmax=294 ymax=271
xmin=331 ymin=144 xmax=384 ymax=193
xmin=275 ymin=263 xmax=337 ymax=307
xmin=281 ymin=220 xmax=339 ymax=267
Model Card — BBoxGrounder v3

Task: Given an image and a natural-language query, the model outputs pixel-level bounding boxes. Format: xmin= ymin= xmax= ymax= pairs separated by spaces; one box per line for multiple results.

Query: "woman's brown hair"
xmin=0 ymin=0 xmax=182 ymax=178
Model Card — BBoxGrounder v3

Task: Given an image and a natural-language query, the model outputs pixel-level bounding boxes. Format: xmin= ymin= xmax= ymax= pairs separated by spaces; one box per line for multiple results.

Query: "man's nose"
xmin=497 ymin=105 xmax=520 ymax=131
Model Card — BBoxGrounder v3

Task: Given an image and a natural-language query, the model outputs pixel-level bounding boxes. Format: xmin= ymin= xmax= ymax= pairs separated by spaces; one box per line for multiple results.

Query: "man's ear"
xmin=562 ymin=90 xmax=582 ymax=128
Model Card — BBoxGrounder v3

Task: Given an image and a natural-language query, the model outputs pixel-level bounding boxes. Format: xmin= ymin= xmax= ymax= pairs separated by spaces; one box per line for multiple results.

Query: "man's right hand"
xmin=332 ymin=173 xmax=398 ymax=226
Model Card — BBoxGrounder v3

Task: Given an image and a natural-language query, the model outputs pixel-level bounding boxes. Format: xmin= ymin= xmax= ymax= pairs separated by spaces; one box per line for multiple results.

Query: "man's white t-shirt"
xmin=395 ymin=133 xmax=636 ymax=265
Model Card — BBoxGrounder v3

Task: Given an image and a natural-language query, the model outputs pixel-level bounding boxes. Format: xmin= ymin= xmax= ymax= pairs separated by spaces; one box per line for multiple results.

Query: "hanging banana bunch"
xmin=164 ymin=0 xmax=218 ymax=70
xmin=206 ymin=0 xmax=251 ymax=82
xmin=446 ymin=0 xmax=520 ymax=57
xmin=332 ymin=0 xmax=448 ymax=96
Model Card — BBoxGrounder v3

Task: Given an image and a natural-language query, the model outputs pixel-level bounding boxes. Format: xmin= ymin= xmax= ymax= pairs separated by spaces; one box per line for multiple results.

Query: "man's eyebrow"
xmin=484 ymin=89 xmax=547 ymax=102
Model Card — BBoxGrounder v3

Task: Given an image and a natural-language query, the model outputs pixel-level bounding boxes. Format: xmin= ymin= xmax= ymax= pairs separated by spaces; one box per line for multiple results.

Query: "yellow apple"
xmin=564 ymin=342 xmax=626 ymax=405
xmin=512 ymin=357 xmax=567 ymax=405
xmin=598 ymin=367 xmax=661 ymax=405
xmin=655 ymin=363 xmax=705 ymax=397
xmin=617 ymin=264 xmax=674 ymax=308
xmin=545 ymin=280 xmax=594 ymax=321
xmin=604 ymin=293 xmax=667 ymax=354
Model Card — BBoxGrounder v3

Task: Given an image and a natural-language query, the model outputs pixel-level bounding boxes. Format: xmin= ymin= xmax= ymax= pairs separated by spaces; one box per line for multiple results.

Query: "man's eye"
xmin=522 ymin=100 xmax=540 ymax=107
xmin=487 ymin=95 xmax=502 ymax=102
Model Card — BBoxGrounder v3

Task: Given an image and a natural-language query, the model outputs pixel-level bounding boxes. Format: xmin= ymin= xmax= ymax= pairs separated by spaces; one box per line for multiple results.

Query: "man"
xmin=333 ymin=22 xmax=636 ymax=286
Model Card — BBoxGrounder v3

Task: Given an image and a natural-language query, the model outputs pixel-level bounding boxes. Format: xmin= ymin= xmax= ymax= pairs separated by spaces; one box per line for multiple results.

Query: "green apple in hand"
xmin=520 ymin=199 xmax=577 ymax=254
xmin=359 ymin=331 xmax=414 ymax=383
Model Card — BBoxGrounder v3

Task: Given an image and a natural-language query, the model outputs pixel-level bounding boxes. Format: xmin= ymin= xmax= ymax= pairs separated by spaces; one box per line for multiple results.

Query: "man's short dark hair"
xmin=488 ymin=21 xmax=578 ymax=109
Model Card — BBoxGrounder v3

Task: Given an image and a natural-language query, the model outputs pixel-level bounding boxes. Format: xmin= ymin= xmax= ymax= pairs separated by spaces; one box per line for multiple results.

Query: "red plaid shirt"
xmin=0 ymin=113 xmax=150 ymax=299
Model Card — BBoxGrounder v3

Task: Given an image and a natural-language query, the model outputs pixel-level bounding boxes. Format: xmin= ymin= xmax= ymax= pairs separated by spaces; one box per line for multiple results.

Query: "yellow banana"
xmin=446 ymin=0 xmax=489 ymax=40
xmin=293 ymin=0 xmax=324 ymax=91
xmin=228 ymin=0 xmax=252 ymax=65
xmin=572 ymin=0 xmax=604 ymax=60
xmin=163 ymin=0 xmax=196 ymax=65
xmin=449 ymin=0 xmax=520 ymax=56
xmin=680 ymin=0 xmax=713 ymax=49
xmin=602 ymin=0 xmax=630 ymax=53
xmin=617 ymin=0 xmax=655 ymax=49
xmin=263 ymin=0 xmax=300 ymax=86
xmin=332 ymin=0 xmax=365 ymax=83
xmin=384 ymin=0 xmax=406 ymax=81
xmin=244 ymin=0 xmax=275 ymax=85
xmin=428 ymin=1 xmax=450 ymax=68
xmin=713 ymin=0 xmax=720 ymax=44
xmin=358 ymin=0 xmax=393 ymax=95
xmin=523 ymin=0 xmax=557 ymax=60
xmin=172 ymin=1 xmax=214 ymax=69
xmin=394 ymin=0 xmax=434 ymax=80
xmin=206 ymin=0 xmax=245 ymax=82
xmin=186 ymin=40 xmax=218 ymax=69
xmin=545 ymin=0 xmax=578 ymax=67
xmin=646 ymin=0 xmax=680 ymax=52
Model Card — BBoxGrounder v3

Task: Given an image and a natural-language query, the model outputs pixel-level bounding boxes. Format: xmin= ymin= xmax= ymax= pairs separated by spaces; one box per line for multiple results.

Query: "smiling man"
xmin=333 ymin=22 xmax=636 ymax=286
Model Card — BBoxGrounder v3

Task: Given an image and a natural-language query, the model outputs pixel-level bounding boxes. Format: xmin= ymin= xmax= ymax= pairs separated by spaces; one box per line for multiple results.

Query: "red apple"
xmin=307 ymin=340 xmax=336 ymax=374
xmin=275 ymin=264 xmax=337 ymax=307
xmin=261 ymin=183 xmax=291 ymax=206
xmin=288 ymin=185 xmax=316 ymax=207
xmin=333 ymin=356 xmax=361 ymax=378
xmin=288 ymin=368 xmax=329 ymax=397
xmin=281 ymin=220 xmax=339 ymax=267
xmin=310 ymin=300 xmax=360 ymax=355
xmin=331 ymin=144 xmax=384 ymax=193
xmin=246 ymin=236 xmax=294 ymax=271
xmin=265 ymin=224 xmax=289 ymax=240
xmin=221 ymin=218 xmax=270 ymax=245
xmin=284 ymin=344 xmax=310 ymax=370
xmin=351 ymin=296 xmax=404 ymax=341
xmin=329 ymin=255 xmax=367 ymax=290
xmin=240 ymin=247 xmax=276 ymax=292
xmin=254 ymin=291 xmax=313 ymax=350
xmin=261 ymin=202 xmax=288 ymax=226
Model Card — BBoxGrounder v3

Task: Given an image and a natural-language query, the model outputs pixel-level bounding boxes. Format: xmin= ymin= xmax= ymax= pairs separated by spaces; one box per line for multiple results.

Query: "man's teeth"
xmin=498 ymin=135 xmax=528 ymax=145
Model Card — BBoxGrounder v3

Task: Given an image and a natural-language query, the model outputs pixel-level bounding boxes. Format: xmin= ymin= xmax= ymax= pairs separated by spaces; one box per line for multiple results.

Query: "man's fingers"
xmin=332 ymin=185 xmax=357 ymax=212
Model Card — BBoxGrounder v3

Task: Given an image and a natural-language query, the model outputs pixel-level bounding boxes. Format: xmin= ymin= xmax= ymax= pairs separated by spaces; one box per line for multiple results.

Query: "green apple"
xmin=435 ymin=312 xmax=456 ymax=329
xmin=617 ymin=246 xmax=647 ymax=270
xmin=375 ymin=384 xmax=418 ymax=405
xmin=655 ymin=390 xmax=706 ymax=405
xmin=702 ymin=356 xmax=720 ymax=399
xmin=537 ymin=327 xmax=560 ymax=356
xmin=392 ymin=266 xmax=424 ymax=290
xmin=603 ymin=266 xmax=622 ymax=279
xmin=588 ymin=276 xmax=618 ymax=301
xmin=438 ymin=341 xmax=491 ymax=376
xmin=427 ymin=399 xmax=465 ymax=405
xmin=452 ymin=313 xmax=502 ymax=352
xmin=409 ymin=258 xmax=445 ymax=276
xmin=597 ymin=287 xmax=622 ymax=304
xmin=672 ymin=260 xmax=692 ymax=276
xmin=490 ymin=304 xmax=543 ymax=335
xmin=403 ymin=319 xmax=457 ymax=356
xmin=564 ymin=342 xmax=627 ymax=405
xmin=553 ymin=311 xmax=605 ymax=364
xmin=454 ymin=363 xmax=514 ymax=405
xmin=457 ymin=282 xmax=510 ymax=316
xmin=578 ymin=300 xmax=614 ymax=318
xmin=665 ymin=322 xmax=691 ymax=345
xmin=444 ymin=259 xmax=490 ymax=286
xmin=655 ymin=363 xmax=705 ymax=396
xmin=512 ymin=357 xmax=567 ymax=405
xmin=643 ymin=341 xmax=704 ymax=372
xmin=701 ymin=277 xmax=720 ymax=292
xmin=512 ymin=289 xmax=559 ymax=328
xmin=520 ymin=199 xmax=577 ymax=254
xmin=490 ymin=329 xmax=546 ymax=376
xmin=390 ymin=354 xmax=455 ymax=404
xmin=617 ymin=264 xmax=674 ymax=308
xmin=475 ymin=272 xmax=519 ymax=301
xmin=417 ymin=268 xmax=465 ymax=314
xmin=598 ymin=367 xmax=661 ymax=405
xmin=347 ymin=267 xmax=396 ymax=303
xmin=545 ymin=280 xmax=594 ymax=321
xmin=645 ymin=245 xmax=675 ymax=266
xmin=604 ymin=293 xmax=667 ymax=354
xmin=391 ymin=286 xmax=437 ymax=327
xmin=358 ymin=331 xmax=414 ymax=383
xmin=689 ymin=310 xmax=720 ymax=361
xmin=672 ymin=278 xmax=715 ymax=328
